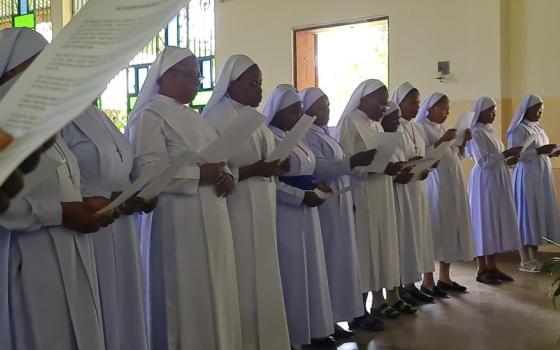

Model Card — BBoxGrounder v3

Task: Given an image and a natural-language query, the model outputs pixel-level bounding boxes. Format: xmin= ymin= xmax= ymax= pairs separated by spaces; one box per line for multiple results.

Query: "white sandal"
xmin=519 ymin=260 xmax=540 ymax=273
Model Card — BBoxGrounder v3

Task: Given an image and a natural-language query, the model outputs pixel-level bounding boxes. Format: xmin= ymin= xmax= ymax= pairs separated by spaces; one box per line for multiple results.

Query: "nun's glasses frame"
xmin=169 ymin=68 xmax=205 ymax=84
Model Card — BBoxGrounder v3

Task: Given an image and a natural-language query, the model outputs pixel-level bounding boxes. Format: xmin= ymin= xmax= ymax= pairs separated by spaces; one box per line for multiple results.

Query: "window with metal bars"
xmin=73 ymin=0 xmax=216 ymax=131
xmin=0 ymin=0 xmax=52 ymax=41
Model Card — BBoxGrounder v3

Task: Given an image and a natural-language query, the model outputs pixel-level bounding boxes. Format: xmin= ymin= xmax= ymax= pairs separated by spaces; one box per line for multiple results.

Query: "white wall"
xmin=215 ymin=0 xmax=503 ymax=106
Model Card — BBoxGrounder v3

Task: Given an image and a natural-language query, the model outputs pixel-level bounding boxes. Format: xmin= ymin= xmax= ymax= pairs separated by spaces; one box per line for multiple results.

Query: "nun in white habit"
xmin=201 ymin=54 xmax=290 ymax=350
xmin=263 ymin=84 xmax=335 ymax=348
xmin=61 ymin=105 xmax=154 ymax=350
xmin=381 ymin=101 xmax=422 ymax=314
xmin=415 ymin=93 xmax=474 ymax=296
xmin=336 ymin=79 xmax=401 ymax=325
xmin=126 ymin=46 xmax=242 ymax=350
xmin=507 ymin=95 xmax=560 ymax=272
xmin=0 ymin=28 xmax=115 ymax=350
xmin=300 ymin=87 xmax=377 ymax=336
xmin=6 ymin=136 xmax=117 ymax=350
xmin=391 ymin=82 xmax=436 ymax=305
xmin=466 ymin=96 xmax=521 ymax=284
xmin=0 ymin=27 xmax=51 ymax=348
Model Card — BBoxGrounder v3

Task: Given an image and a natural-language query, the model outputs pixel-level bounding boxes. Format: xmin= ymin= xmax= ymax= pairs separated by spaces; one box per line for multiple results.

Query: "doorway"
xmin=294 ymin=17 xmax=389 ymax=127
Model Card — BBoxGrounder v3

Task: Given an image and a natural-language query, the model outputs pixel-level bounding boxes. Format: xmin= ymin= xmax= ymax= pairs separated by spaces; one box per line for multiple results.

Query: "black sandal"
xmin=421 ymin=284 xmax=449 ymax=298
xmin=349 ymin=313 xmax=384 ymax=332
xmin=437 ymin=280 xmax=468 ymax=292
xmin=491 ymin=269 xmax=514 ymax=282
xmin=476 ymin=271 xmax=501 ymax=285
xmin=392 ymin=300 xmax=418 ymax=314
xmin=372 ymin=302 xmax=400 ymax=319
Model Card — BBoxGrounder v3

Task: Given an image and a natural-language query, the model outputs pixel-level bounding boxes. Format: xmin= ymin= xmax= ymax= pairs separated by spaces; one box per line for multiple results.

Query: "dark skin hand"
xmin=350 ymin=149 xmax=377 ymax=169
xmin=419 ymin=169 xmax=430 ymax=181
xmin=111 ymin=192 xmax=158 ymax=215
xmin=303 ymin=191 xmax=325 ymax=207
xmin=277 ymin=158 xmax=291 ymax=175
xmin=435 ymin=129 xmax=457 ymax=148
xmin=0 ymin=135 xmax=57 ymax=214
xmin=239 ymin=159 xmax=280 ymax=181
xmin=384 ymin=162 xmax=402 ymax=176
xmin=537 ymin=144 xmax=556 ymax=155
xmin=315 ymin=181 xmax=333 ymax=193
xmin=461 ymin=129 xmax=473 ymax=146
xmin=503 ymin=146 xmax=523 ymax=158
xmin=200 ymin=162 xmax=234 ymax=197
xmin=61 ymin=201 xmax=117 ymax=233
xmin=200 ymin=162 xmax=226 ymax=185
xmin=506 ymin=156 xmax=520 ymax=166
xmin=215 ymin=173 xmax=234 ymax=197
xmin=394 ymin=170 xmax=414 ymax=184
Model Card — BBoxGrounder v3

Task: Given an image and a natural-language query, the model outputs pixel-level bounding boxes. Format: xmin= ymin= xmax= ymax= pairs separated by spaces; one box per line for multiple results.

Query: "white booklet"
xmin=454 ymin=112 xmax=475 ymax=145
xmin=519 ymin=134 xmax=539 ymax=155
xmin=267 ymin=115 xmax=316 ymax=162
xmin=98 ymin=109 xmax=264 ymax=212
xmin=96 ymin=166 xmax=163 ymax=214
xmin=408 ymin=158 xmax=438 ymax=179
xmin=198 ymin=108 xmax=264 ymax=163
xmin=136 ymin=150 xmax=197 ymax=200
xmin=425 ymin=140 xmax=454 ymax=161
xmin=361 ymin=132 xmax=404 ymax=173
xmin=312 ymin=183 xmax=361 ymax=200
xmin=0 ymin=0 xmax=186 ymax=185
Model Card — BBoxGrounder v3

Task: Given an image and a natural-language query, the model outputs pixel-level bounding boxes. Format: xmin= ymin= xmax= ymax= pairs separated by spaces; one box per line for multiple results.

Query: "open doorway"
xmin=294 ymin=17 xmax=389 ymax=127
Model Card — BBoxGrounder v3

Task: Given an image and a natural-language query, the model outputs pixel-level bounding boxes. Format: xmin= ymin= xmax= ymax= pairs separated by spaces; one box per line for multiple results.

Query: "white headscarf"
xmin=415 ymin=92 xmax=446 ymax=123
xmin=382 ymin=101 xmax=400 ymax=119
xmin=299 ymin=87 xmax=327 ymax=114
xmin=506 ymin=94 xmax=543 ymax=135
xmin=471 ymin=96 xmax=497 ymax=129
xmin=202 ymin=54 xmax=256 ymax=116
xmin=262 ymin=84 xmax=301 ymax=124
xmin=337 ymin=79 xmax=386 ymax=127
xmin=391 ymin=81 xmax=416 ymax=105
xmin=0 ymin=28 xmax=47 ymax=77
xmin=128 ymin=46 xmax=194 ymax=124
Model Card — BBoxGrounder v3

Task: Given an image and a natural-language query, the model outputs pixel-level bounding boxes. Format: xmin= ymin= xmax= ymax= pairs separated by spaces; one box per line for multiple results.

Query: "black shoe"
xmin=372 ymin=302 xmax=400 ymax=319
xmin=331 ymin=327 xmax=354 ymax=340
xmin=437 ymin=280 xmax=467 ymax=293
xmin=421 ymin=285 xmax=449 ymax=298
xmin=391 ymin=300 xmax=418 ymax=315
xmin=399 ymin=291 xmax=420 ymax=306
xmin=491 ymin=269 xmax=514 ymax=282
xmin=308 ymin=336 xmax=336 ymax=348
xmin=349 ymin=313 xmax=384 ymax=332
xmin=408 ymin=286 xmax=435 ymax=303
xmin=476 ymin=271 xmax=501 ymax=285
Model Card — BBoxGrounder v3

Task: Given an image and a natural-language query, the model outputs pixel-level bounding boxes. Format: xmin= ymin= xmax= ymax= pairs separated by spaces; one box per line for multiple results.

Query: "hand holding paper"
xmin=267 ymin=115 xmax=316 ymax=162
xmin=0 ymin=0 xmax=187 ymax=185
xmin=360 ymin=132 xmax=404 ymax=173
xmin=425 ymin=140 xmax=454 ymax=162
xmin=197 ymin=108 xmax=264 ymax=163
xmin=536 ymin=143 xmax=556 ymax=155
xmin=454 ymin=112 xmax=475 ymax=145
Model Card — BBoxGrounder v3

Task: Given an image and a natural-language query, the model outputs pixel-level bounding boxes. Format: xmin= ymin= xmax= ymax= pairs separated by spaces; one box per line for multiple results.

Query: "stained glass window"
xmin=1 ymin=0 xmax=52 ymax=42
xmin=73 ymin=0 xmax=216 ymax=130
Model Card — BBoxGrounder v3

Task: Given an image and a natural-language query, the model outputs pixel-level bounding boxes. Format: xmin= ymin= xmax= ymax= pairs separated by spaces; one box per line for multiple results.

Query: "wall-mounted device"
xmin=436 ymin=61 xmax=450 ymax=83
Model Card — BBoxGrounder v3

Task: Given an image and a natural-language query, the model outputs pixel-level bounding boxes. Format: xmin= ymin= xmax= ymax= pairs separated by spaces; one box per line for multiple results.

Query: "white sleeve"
xmin=129 ymin=110 xmax=201 ymax=195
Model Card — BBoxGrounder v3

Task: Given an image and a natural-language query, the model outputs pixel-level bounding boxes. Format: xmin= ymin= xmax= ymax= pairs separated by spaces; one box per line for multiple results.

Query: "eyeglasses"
xmin=170 ymin=68 xmax=204 ymax=84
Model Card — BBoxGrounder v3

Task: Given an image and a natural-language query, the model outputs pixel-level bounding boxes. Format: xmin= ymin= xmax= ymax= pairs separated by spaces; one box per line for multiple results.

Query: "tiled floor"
xmin=301 ymin=252 xmax=560 ymax=350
